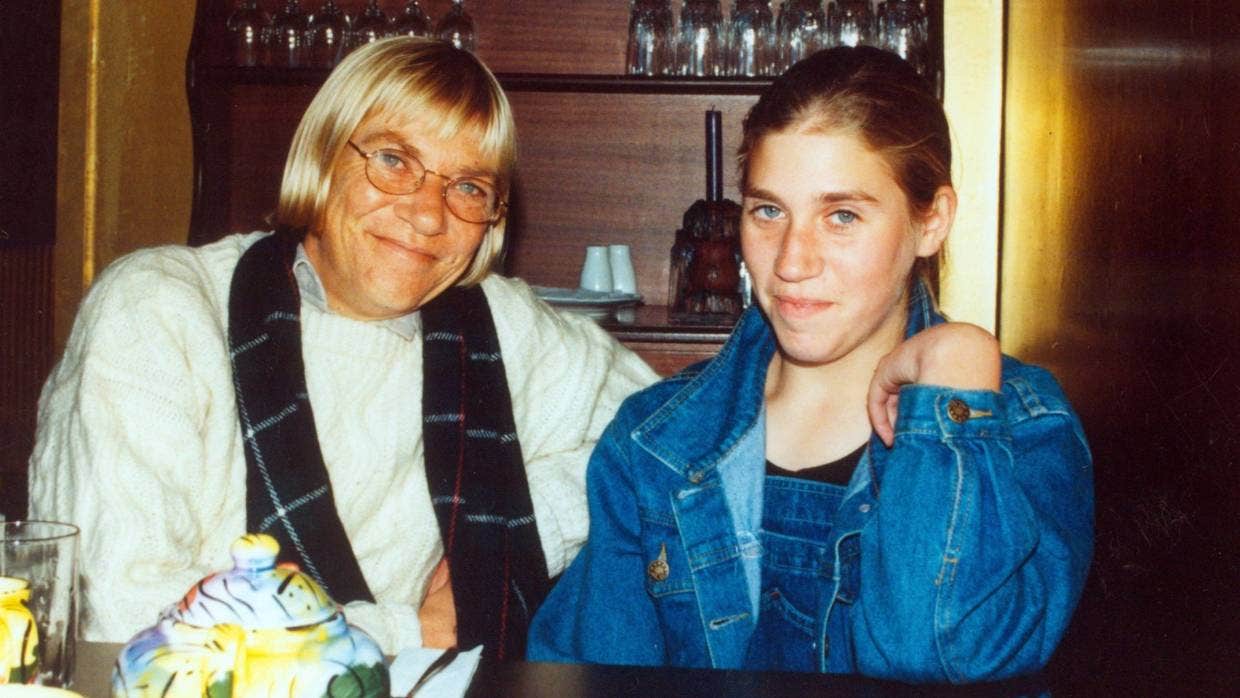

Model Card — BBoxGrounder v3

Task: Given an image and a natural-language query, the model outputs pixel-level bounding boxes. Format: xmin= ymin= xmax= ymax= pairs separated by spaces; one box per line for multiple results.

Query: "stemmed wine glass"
xmin=226 ymin=0 xmax=271 ymax=68
xmin=727 ymin=0 xmax=775 ymax=77
xmin=270 ymin=0 xmax=310 ymax=68
xmin=346 ymin=0 xmax=390 ymax=52
xmin=776 ymin=0 xmax=827 ymax=72
xmin=308 ymin=0 xmax=349 ymax=68
xmin=437 ymin=0 xmax=477 ymax=52
xmin=677 ymin=0 xmax=726 ymax=77
xmin=391 ymin=1 xmax=433 ymax=38
xmin=829 ymin=0 xmax=876 ymax=48
xmin=626 ymin=0 xmax=676 ymax=76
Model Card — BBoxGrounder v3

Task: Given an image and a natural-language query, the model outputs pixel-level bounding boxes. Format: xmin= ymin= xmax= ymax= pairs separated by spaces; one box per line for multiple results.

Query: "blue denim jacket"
xmin=529 ymin=287 xmax=1094 ymax=683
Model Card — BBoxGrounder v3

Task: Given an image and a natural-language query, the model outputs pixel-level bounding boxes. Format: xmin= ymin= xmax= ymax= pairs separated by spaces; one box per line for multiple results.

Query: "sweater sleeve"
xmin=484 ymin=277 xmax=659 ymax=576
xmin=851 ymin=366 xmax=1094 ymax=682
xmin=27 ymin=247 xmax=245 ymax=643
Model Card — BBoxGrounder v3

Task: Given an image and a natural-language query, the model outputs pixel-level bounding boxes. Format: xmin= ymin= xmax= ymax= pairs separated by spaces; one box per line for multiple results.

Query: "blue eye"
xmin=451 ymin=178 xmax=490 ymax=200
xmin=374 ymin=149 xmax=410 ymax=172
xmin=830 ymin=210 xmax=858 ymax=225
xmin=748 ymin=203 xmax=783 ymax=221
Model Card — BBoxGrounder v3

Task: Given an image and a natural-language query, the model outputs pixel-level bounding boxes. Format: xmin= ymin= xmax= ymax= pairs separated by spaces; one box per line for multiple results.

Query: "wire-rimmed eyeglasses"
xmin=346 ymin=140 xmax=505 ymax=225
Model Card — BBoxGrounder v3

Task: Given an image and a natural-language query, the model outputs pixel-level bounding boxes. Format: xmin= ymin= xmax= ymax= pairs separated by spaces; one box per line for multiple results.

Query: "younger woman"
xmin=528 ymin=46 xmax=1093 ymax=682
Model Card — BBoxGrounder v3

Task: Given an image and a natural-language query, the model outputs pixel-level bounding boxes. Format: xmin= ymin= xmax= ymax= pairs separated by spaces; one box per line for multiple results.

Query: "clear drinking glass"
xmin=677 ymin=0 xmax=726 ymax=77
xmin=626 ymin=0 xmax=676 ymax=76
xmin=391 ymin=0 xmax=433 ymax=38
xmin=727 ymin=0 xmax=775 ymax=76
xmin=269 ymin=0 xmax=310 ymax=68
xmin=308 ymin=0 xmax=349 ymax=68
xmin=225 ymin=0 xmax=271 ymax=68
xmin=346 ymin=0 xmax=390 ymax=53
xmin=1 ymin=521 xmax=79 ymax=687
xmin=437 ymin=0 xmax=477 ymax=52
xmin=829 ymin=0 xmax=876 ymax=48
xmin=877 ymin=0 xmax=929 ymax=75
xmin=776 ymin=0 xmax=827 ymax=72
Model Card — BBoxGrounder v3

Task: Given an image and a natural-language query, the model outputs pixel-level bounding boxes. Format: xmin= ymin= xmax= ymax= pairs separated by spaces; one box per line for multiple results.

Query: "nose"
xmin=773 ymin=217 xmax=824 ymax=282
xmin=392 ymin=175 xmax=449 ymax=236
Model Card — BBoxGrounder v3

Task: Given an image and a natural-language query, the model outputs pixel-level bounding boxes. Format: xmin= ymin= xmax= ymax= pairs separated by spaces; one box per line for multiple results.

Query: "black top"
xmin=765 ymin=442 xmax=867 ymax=486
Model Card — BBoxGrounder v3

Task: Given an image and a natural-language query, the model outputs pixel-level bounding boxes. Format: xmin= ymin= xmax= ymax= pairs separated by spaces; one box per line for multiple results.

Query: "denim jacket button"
xmin=947 ymin=398 xmax=971 ymax=423
xmin=647 ymin=543 xmax=670 ymax=581
xmin=688 ymin=470 xmax=705 ymax=484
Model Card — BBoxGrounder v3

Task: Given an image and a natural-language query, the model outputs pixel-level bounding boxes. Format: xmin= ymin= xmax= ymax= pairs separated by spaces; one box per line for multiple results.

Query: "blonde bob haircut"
xmin=275 ymin=37 xmax=516 ymax=286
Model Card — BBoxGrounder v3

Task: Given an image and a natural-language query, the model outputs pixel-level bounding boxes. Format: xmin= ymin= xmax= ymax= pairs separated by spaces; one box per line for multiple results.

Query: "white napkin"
xmin=389 ymin=645 xmax=483 ymax=697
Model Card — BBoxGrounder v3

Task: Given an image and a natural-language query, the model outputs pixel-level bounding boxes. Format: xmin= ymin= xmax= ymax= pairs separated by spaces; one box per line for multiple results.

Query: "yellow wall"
xmin=939 ymin=0 xmax=1004 ymax=334
xmin=55 ymin=0 xmax=196 ymax=349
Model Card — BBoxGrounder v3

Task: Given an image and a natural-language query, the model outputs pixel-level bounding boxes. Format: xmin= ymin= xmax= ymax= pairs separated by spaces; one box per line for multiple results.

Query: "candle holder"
xmin=669 ymin=109 xmax=743 ymax=324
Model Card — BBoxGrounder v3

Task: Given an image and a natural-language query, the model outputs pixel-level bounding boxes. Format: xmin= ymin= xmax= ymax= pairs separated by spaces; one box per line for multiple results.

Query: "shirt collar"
xmin=292 ymin=243 xmax=422 ymax=341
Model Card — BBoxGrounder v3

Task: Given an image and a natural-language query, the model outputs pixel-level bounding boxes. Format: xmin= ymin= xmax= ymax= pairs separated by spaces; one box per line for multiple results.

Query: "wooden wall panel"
xmin=1003 ymin=0 xmax=1240 ymax=691
xmin=0 ymin=245 xmax=54 ymax=518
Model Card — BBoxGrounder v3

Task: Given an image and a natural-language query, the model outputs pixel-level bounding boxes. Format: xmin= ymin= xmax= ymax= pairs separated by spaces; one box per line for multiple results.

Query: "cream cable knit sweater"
xmin=28 ymin=232 xmax=658 ymax=653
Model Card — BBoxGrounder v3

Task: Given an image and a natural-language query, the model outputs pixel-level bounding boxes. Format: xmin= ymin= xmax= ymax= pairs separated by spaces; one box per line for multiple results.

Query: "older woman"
xmin=529 ymin=46 xmax=1093 ymax=682
xmin=29 ymin=38 xmax=656 ymax=660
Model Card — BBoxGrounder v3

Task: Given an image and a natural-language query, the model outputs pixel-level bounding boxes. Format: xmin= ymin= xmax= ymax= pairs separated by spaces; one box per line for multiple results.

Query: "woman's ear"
xmin=915 ymin=185 xmax=956 ymax=258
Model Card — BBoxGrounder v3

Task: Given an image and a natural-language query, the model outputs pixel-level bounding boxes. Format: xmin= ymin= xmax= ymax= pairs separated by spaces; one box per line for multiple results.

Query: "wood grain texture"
xmin=0 ymin=244 xmax=53 ymax=518
xmin=504 ymin=91 xmax=755 ymax=305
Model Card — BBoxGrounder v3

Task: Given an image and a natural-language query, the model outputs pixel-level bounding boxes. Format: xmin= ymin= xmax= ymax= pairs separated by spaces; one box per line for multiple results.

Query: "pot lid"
xmin=167 ymin=534 xmax=339 ymax=630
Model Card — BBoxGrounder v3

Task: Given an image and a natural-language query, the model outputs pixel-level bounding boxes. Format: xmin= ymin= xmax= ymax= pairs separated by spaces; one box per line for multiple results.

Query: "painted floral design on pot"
xmin=0 ymin=576 xmax=40 ymax=684
xmin=111 ymin=534 xmax=388 ymax=697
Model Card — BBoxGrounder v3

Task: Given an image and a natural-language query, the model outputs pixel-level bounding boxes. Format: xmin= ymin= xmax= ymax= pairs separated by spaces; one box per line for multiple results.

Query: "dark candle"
xmin=705 ymin=109 xmax=722 ymax=202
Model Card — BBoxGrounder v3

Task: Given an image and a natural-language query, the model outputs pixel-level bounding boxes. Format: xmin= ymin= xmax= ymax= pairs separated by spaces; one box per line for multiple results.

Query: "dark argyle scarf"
xmin=227 ymin=232 xmax=549 ymax=660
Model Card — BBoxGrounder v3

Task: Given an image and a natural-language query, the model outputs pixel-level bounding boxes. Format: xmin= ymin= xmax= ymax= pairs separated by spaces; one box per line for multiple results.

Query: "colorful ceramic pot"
xmin=0 ymin=576 xmax=39 ymax=685
xmin=111 ymin=534 xmax=388 ymax=697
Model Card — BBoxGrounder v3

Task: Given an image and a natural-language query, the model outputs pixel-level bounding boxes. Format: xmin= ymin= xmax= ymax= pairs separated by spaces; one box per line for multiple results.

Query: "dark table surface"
xmin=75 ymin=642 xmax=1050 ymax=697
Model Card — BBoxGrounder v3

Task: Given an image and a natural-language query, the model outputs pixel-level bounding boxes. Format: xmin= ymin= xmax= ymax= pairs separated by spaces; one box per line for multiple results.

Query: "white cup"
xmin=608 ymin=244 xmax=637 ymax=295
xmin=579 ymin=245 xmax=613 ymax=293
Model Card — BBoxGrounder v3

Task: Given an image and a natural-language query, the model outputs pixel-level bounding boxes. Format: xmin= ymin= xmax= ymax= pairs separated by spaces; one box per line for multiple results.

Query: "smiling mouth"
xmin=774 ymin=295 xmax=833 ymax=318
xmin=372 ymin=233 xmax=436 ymax=261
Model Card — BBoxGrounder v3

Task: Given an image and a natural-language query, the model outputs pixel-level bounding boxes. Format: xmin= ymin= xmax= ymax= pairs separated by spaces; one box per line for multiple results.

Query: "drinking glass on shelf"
xmin=345 ymin=0 xmax=390 ymax=53
xmin=437 ymin=0 xmax=477 ymax=52
xmin=626 ymin=0 xmax=676 ymax=76
xmin=308 ymin=0 xmax=349 ymax=68
xmin=270 ymin=0 xmax=310 ymax=68
xmin=877 ymin=0 xmax=929 ymax=75
xmin=829 ymin=0 xmax=876 ymax=48
xmin=776 ymin=0 xmax=827 ymax=73
xmin=225 ymin=0 xmax=271 ymax=68
xmin=391 ymin=0 xmax=433 ymax=38
xmin=727 ymin=0 xmax=775 ymax=77
xmin=677 ymin=0 xmax=726 ymax=77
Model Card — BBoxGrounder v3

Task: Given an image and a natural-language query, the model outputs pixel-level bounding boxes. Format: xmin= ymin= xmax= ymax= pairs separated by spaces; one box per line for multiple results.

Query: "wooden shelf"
xmin=597 ymin=304 xmax=735 ymax=344
xmin=192 ymin=65 xmax=773 ymax=95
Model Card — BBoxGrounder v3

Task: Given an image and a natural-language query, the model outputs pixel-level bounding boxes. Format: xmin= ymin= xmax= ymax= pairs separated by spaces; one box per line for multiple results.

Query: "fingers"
xmin=427 ymin=556 xmax=451 ymax=595
xmin=867 ymin=370 xmax=896 ymax=447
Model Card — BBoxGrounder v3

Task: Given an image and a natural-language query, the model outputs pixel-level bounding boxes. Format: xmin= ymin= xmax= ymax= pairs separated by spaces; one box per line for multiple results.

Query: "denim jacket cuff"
xmin=894 ymin=384 xmax=1009 ymax=441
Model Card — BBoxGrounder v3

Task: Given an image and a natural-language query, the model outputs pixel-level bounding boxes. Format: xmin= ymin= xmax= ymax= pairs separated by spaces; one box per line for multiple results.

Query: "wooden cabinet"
xmin=188 ymin=1 xmax=942 ymax=374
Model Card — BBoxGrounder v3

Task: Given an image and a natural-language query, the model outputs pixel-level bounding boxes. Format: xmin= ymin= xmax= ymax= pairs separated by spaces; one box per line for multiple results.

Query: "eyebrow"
xmin=356 ymin=130 xmax=498 ymax=180
xmin=742 ymin=186 xmax=879 ymax=205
